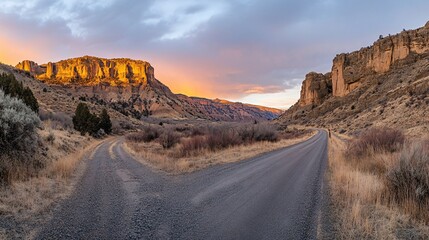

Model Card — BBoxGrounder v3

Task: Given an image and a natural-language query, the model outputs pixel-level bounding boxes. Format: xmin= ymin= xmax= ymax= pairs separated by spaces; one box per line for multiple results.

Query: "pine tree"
xmin=99 ymin=108 xmax=112 ymax=134
xmin=73 ymin=103 xmax=93 ymax=135
xmin=22 ymin=87 xmax=39 ymax=113
xmin=88 ymin=114 xmax=101 ymax=136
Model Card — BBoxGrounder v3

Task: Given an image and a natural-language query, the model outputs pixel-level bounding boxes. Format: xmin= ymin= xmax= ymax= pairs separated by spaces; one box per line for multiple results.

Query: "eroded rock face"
xmin=298 ymin=72 xmax=331 ymax=106
xmin=16 ymin=56 xmax=154 ymax=86
xmin=16 ymin=60 xmax=42 ymax=74
xmin=332 ymin=23 xmax=429 ymax=97
xmin=279 ymin=21 xmax=429 ymax=136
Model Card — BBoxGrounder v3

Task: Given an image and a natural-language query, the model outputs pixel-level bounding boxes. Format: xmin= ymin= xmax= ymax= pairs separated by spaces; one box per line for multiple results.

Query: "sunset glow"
xmin=1 ymin=0 xmax=429 ymax=109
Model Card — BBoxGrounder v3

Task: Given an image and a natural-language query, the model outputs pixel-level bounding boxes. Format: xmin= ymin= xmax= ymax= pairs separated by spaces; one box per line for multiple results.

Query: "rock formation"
xmin=331 ymin=21 xmax=429 ymax=97
xmin=280 ymin=21 xmax=429 ymax=136
xmin=17 ymin=56 xmax=154 ymax=86
xmin=16 ymin=60 xmax=43 ymax=75
xmin=298 ymin=72 xmax=331 ymax=106
xmin=16 ymin=56 xmax=282 ymax=121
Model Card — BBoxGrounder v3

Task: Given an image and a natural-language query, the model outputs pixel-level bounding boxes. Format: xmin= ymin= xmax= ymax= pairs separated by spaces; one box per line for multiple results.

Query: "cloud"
xmin=1 ymin=0 xmax=429 ymax=108
xmin=240 ymin=85 xmax=285 ymax=94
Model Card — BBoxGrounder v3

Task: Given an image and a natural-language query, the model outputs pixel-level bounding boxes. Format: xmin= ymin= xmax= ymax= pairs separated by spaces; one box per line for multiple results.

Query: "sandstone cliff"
xmin=298 ymin=72 xmax=331 ymax=106
xmin=331 ymin=21 xmax=429 ymax=97
xmin=16 ymin=56 xmax=281 ymax=121
xmin=17 ymin=56 xmax=155 ymax=86
xmin=280 ymin=21 xmax=429 ymax=136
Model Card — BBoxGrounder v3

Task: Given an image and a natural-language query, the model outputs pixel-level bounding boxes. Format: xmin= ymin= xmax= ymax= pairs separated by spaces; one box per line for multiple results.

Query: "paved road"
xmin=37 ymin=131 xmax=328 ymax=240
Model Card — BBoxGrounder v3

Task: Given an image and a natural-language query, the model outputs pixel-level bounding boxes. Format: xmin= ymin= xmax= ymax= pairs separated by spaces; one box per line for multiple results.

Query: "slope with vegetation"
xmin=0 ymin=71 xmax=101 ymax=239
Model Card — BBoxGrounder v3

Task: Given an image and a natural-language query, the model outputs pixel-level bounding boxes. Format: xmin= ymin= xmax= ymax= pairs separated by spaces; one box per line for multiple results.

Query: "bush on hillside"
xmin=386 ymin=142 xmax=429 ymax=220
xmin=73 ymin=102 xmax=95 ymax=135
xmin=126 ymin=125 xmax=161 ymax=143
xmin=99 ymin=108 xmax=112 ymax=134
xmin=346 ymin=127 xmax=405 ymax=156
xmin=0 ymin=73 xmax=39 ymax=113
xmin=0 ymin=90 xmax=41 ymax=184
xmin=39 ymin=109 xmax=73 ymax=130
xmin=206 ymin=126 xmax=242 ymax=150
xmin=238 ymin=123 xmax=279 ymax=143
xmin=159 ymin=128 xmax=180 ymax=149
xmin=72 ymin=103 xmax=112 ymax=137
xmin=0 ymin=89 xmax=40 ymax=153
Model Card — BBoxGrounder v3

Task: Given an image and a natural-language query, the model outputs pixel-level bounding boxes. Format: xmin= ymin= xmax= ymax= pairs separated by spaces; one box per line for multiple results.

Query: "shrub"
xmin=385 ymin=142 xmax=429 ymax=220
xmin=39 ymin=109 xmax=73 ymax=130
xmin=126 ymin=125 xmax=161 ymax=142
xmin=206 ymin=126 xmax=241 ymax=150
xmin=73 ymin=102 xmax=96 ymax=135
xmin=281 ymin=128 xmax=311 ymax=139
xmin=21 ymin=87 xmax=39 ymax=113
xmin=0 ymin=73 xmax=39 ymax=113
xmin=99 ymin=108 xmax=112 ymax=134
xmin=72 ymin=103 xmax=109 ymax=137
xmin=159 ymin=128 xmax=180 ymax=149
xmin=180 ymin=135 xmax=208 ymax=156
xmin=347 ymin=127 xmax=405 ymax=156
xmin=238 ymin=123 xmax=278 ymax=143
xmin=252 ymin=123 xmax=278 ymax=142
xmin=0 ymin=90 xmax=41 ymax=184
xmin=46 ymin=132 xmax=55 ymax=144
xmin=0 ymin=89 xmax=40 ymax=153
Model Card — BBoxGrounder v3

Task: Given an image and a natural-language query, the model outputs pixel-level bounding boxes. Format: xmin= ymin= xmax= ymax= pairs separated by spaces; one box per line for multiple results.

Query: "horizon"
xmin=1 ymin=0 xmax=429 ymax=109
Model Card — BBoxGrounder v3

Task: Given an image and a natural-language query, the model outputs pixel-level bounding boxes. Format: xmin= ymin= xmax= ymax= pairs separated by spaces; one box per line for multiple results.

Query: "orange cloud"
xmin=241 ymin=85 xmax=285 ymax=94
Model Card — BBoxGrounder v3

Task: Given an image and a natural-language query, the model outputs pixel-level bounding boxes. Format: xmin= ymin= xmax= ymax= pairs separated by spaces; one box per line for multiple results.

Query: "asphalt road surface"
xmin=37 ymin=130 xmax=328 ymax=240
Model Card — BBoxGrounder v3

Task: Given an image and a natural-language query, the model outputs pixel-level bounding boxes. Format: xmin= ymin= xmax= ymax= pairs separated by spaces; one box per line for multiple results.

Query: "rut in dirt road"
xmin=38 ymin=131 xmax=328 ymax=240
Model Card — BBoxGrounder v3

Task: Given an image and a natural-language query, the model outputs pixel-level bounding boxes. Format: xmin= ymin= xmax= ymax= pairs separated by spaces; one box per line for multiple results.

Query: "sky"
xmin=0 ymin=0 xmax=428 ymax=109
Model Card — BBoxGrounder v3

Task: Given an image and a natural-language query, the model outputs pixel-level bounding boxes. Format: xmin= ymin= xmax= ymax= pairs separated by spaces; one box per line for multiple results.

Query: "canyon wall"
xmin=297 ymin=21 xmax=429 ymax=105
xmin=16 ymin=56 xmax=155 ymax=86
xmin=331 ymin=21 xmax=429 ymax=97
xmin=298 ymin=72 xmax=331 ymax=106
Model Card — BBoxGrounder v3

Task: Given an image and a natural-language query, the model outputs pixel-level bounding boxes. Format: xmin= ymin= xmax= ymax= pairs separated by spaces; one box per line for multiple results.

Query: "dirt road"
xmin=37 ymin=131 xmax=328 ymax=239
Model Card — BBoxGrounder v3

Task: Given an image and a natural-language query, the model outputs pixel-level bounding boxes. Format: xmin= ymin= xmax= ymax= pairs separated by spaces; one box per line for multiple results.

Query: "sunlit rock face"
xmin=16 ymin=60 xmax=43 ymax=75
xmin=331 ymin=22 xmax=429 ymax=97
xmin=298 ymin=72 xmax=331 ymax=106
xmin=16 ymin=56 xmax=154 ymax=86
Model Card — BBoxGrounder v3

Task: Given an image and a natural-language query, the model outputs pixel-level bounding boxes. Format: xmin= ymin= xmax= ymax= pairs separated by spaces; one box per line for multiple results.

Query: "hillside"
xmin=15 ymin=56 xmax=282 ymax=121
xmin=279 ymin=21 xmax=429 ymax=136
xmin=0 ymin=63 xmax=144 ymax=131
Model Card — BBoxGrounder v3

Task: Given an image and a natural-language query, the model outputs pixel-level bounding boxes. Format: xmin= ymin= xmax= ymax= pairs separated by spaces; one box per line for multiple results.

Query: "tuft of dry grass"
xmin=385 ymin=141 xmax=429 ymax=221
xmin=328 ymin=129 xmax=429 ymax=239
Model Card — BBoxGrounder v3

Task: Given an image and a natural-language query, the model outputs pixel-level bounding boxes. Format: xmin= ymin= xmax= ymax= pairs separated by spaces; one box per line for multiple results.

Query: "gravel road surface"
xmin=37 ymin=131 xmax=328 ymax=239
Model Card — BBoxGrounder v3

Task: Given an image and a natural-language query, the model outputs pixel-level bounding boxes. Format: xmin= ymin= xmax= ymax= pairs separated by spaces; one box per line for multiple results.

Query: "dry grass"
xmin=0 ymin=122 xmax=101 ymax=239
xmin=124 ymin=129 xmax=315 ymax=174
xmin=328 ymin=130 xmax=429 ymax=239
